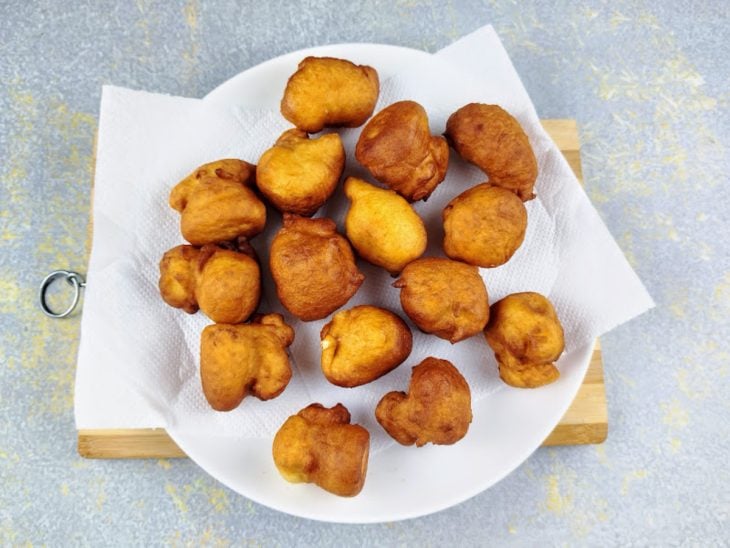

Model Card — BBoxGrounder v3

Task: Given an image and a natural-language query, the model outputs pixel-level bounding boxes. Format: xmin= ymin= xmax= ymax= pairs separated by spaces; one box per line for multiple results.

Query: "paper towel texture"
xmin=75 ymin=27 xmax=653 ymax=452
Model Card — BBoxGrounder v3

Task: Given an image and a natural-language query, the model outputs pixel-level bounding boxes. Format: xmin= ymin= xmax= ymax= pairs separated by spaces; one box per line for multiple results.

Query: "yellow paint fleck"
xmin=544 ymin=474 xmax=573 ymax=514
xmin=157 ymin=459 xmax=172 ymax=470
xmin=508 ymin=525 xmax=517 ymax=534
xmin=595 ymin=444 xmax=611 ymax=467
xmin=207 ymin=487 xmax=229 ymax=514
xmin=184 ymin=0 xmax=198 ymax=30
xmin=661 ymin=399 xmax=689 ymax=429
xmin=60 ymin=482 xmax=69 ymax=496
xmin=620 ymin=469 xmax=648 ymax=495
xmin=0 ymin=280 xmax=20 ymax=313
xmin=670 ymin=438 xmax=682 ymax=453
xmin=165 ymin=483 xmax=189 ymax=514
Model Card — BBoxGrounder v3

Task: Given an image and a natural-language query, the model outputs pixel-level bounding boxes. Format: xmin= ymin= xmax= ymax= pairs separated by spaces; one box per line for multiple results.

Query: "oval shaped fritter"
xmin=273 ymin=403 xmax=370 ymax=497
xmin=484 ymin=292 xmax=565 ymax=388
xmin=281 ymin=56 xmax=379 ymax=133
xmin=344 ymin=176 xmax=427 ymax=275
xmin=393 ymin=257 xmax=489 ymax=343
xmin=257 ymin=129 xmax=345 ymax=217
xmin=270 ymin=214 xmax=365 ymax=321
xmin=445 ymin=104 xmax=537 ymax=201
xmin=320 ymin=305 xmax=412 ymax=387
xmin=375 ymin=357 xmax=472 ymax=446
xmin=443 ymin=183 xmax=527 ymax=268
xmin=355 ymin=100 xmax=449 ymax=202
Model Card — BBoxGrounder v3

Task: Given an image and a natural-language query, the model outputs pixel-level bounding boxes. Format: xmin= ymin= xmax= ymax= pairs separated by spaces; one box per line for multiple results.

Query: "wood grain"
xmin=77 ymin=119 xmax=607 ymax=459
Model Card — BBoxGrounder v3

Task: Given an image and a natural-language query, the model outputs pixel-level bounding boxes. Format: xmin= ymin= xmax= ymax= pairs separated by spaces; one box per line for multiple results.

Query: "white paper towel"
xmin=75 ymin=26 xmax=654 ymax=453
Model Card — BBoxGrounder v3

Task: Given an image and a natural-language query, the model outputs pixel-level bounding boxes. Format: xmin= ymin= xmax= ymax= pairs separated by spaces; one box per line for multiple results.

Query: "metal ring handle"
xmin=39 ymin=270 xmax=86 ymax=318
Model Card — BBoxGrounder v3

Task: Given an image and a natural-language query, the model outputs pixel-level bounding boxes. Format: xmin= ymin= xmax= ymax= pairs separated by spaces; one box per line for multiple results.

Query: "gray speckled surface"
xmin=1 ymin=1 xmax=728 ymax=544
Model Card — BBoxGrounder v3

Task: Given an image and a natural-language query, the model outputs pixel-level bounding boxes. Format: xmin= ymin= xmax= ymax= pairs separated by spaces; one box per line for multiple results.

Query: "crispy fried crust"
xmin=443 ymin=183 xmax=527 ymax=267
xmin=375 ymin=357 xmax=472 ymax=446
xmin=320 ymin=305 xmax=412 ymax=387
xmin=195 ymin=244 xmax=261 ymax=324
xmin=281 ymin=56 xmax=379 ymax=133
xmin=393 ymin=257 xmax=489 ymax=343
xmin=445 ymin=104 xmax=537 ymax=201
xmin=272 ymin=403 xmax=370 ymax=497
xmin=257 ymin=129 xmax=345 ymax=216
xmin=169 ymin=159 xmax=266 ymax=245
xmin=158 ymin=243 xmax=261 ymax=324
xmin=355 ymin=101 xmax=449 ymax=202
xmin=200 ymin=314 xmax=294 ymax=411
xmin=158 ymin=245 xmax=200 ymax=314
xmin=484 ymin=292 xmax=565 ymax=388
xmin=269 ymin=214 xmax=364 ymax=321
xmin=344 ymin=176 xmax=427 ymax=274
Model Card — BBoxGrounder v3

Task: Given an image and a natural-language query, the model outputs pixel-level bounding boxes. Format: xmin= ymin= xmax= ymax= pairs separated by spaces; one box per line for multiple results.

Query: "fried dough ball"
xmin=158 ymin=243 xmax=261 ymax=324
xmin=256 ymin=129 xmax=345 ymax=216
xmin=272 ymin=403 xmax=370 ymax=497
xmin=169 ymin=159 xmax=266 ymax=245
xmin=320 ymin=305 xmax=412 ymax=387
xmin=195 ymin=243 xmax=260 ymax=324
xmin=443 ymin=183 xmax=527 ymax=268
xmin=375 ymin=357 xmax=472 ymax=446
xmin=484 ymin=292 xmax=565 ymax=388
xmin=344 ymin=177 xmax=427 ymax=275
xmin=270 ymin=214 xmax=365 ymax=321
xmin=200 ymin=314 xmax=295 ymax=411
xmin=281 ymin=57 xmax=379 ymax=133
xmin=445 ymin=104 xmax=538 ymax=201
xmin=355 ymin=101 xmax=449 ymax=202
xmin=158 ymin=245 xmax=200 ymax=314
xmin=393 ymin=258 xmax=489 ymax=343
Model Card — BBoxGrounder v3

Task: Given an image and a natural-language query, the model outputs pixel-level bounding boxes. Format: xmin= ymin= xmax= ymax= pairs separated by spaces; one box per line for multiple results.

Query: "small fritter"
xmin=195 ymin=243 xmax=260 ymax=324
xmin=169 ymin=159 xmax=266 ymax=245
xmin=443 ymin=183 xmax=527 ymax=268
xmin=272 ymin=403 xmax=370 ymax=497
xmin=355 ymin=101 xmax=449 ymax=202
xmin=269 ymin=214 xmax=365 ymax=321
xmin=158 ymin=242 xmax=261 ymax=324
xmin=344 ymin=177 xmax=427 ymax=275
xmin=484 ymin=292 xmax=565 ymax=388
xmin=281 ymin=57 xmax=379 ymax=133
xmin=158 ymin=245 xmax=200 ymax=314
xmin=445 ymin=104 xmax=537 ymax=201
xmin=393 ymin=258 xmax=489 ymax=343
xmin=320 ymin=305 xmax=412 ymax=387
xmin=256 ymin=129 xmax=345 ymax=216
xmin=200 ymin=314 xmax=295 ymax=411
xmin=375 ymin=357 xmax=472 ymax=446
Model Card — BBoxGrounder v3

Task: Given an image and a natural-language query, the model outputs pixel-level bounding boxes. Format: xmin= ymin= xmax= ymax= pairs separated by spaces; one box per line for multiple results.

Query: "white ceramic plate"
xmin=169 ymin=43 xmax=594 ymax=523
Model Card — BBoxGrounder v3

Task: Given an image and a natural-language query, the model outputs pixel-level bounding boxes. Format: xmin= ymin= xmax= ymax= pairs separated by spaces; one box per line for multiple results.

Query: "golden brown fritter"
xmin=269 ymin=214 xmax=365 ymax=321
xmin=158 ymin=245 xmax=200 ymax=314
xmin=445 ymin=104 xmax=538 ymax=201
xmin=169 ymin=159 xmax=266 ymax=245
xmin=320 ymin=305 xmax=412 ymax=387
xmin=344 ymin=177 xmax=427 ymax=275
xmin=195 ymin=244 xmax=261 ymax=324
xmin=200 ymin=314 xmax=295 ymax=411
xmin=355 ymin=101 xmax=449 ymax=202
xmin=484 ymin=292 xmax=565 ymax=388
xmin=272 ymin=403 xmax=370 ymax=497
xmin=281 ymin=57 xmax=379 ymax=133
xmin=158 ymin=242 xmax=261 ymax=324
xmin=375 ymin=357 xmax=472 ymax=446
xmin=443 ymin=183 xmax=527 ymax=268
xmin=256 ymin=129 xmax=345 ymax=216
xmin=393 ymin=258 xmax=489 ymax=343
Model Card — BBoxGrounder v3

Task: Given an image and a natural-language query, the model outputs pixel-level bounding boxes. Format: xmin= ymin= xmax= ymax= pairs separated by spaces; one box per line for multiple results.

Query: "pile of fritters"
xmin=157 ymin=56 xmax=565 ymax=497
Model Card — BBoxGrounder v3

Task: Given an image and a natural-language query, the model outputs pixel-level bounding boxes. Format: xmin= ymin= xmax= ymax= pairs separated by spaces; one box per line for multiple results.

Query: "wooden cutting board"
xmin=77 ymin=119 xmax=608 ymax=459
